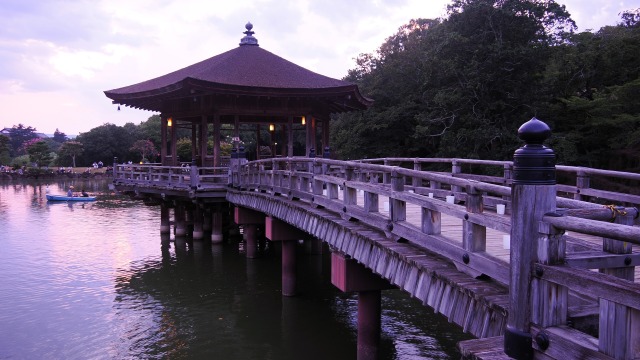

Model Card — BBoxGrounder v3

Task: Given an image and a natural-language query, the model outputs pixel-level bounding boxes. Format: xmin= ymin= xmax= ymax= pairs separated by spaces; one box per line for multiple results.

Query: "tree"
xmin=25 ymin=139 xmax=53 ymax=167
xmin=137 ymin=115 xmax=162 ymax=145
xmin=53 ymin=128 xmax=68 ymax=143
xmin=0 ymin=134 xmax=10 ymax=165
xmin=58 ymin=141 xmax=84 ymax=167
xmin=334 ymin=0 xmax=576 ymax=161
xmin=7 ymin=124 xmax=38 ymax=157
xmin=76 ymin=123 xmax=136 ymax=165
xmin=130 ymin=139 xmax=158 ymax=162
xmin=176 ymin=138 xmax=192 ymax=162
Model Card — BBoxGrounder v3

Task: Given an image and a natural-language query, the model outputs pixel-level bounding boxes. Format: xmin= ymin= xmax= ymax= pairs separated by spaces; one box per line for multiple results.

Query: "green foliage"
xmin=130 ymin=139 xmax=158 ymax=162
xmin=7 ymin=124 xmax=38 ymax=157
xmin=333 ymin=0 xmax=639 ymax=172
xmin=0 ymin=134 xmax=10 ymax=165
xmin=137 ymin=115 xmax=162 ymax=145
xmin=76 ymin=123 xmax=136 ymax=166
xmin=25 ymin=140 xmax=53 ymax=167
xmin=53 ymin=128 xmax=68 ymax=143
xmin=58 ymin=141 xmax=84 ymax=167
xmin=11 ymin=155 xmax=30 ymax=167
xmin=176 ymin=137 xmax=192 ymax=162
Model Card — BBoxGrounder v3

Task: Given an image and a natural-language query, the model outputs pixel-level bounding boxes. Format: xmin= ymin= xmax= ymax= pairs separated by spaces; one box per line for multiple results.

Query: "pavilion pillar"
xmin=192 ymin=206 xmax=204 ymax=240
xmin=287 ymin=115 xmax=294 ymax=157
xmin=200 ymin=115 xmax=208 ymax=165
xmin=234 ymin=115 xmax=240 ymax=152
xmin=305 ymin=113 xmax=313 ymax=156
xmin=331 ymin=251 xmax=394 ymax=360
xmin=174 ymin=202 xmax=187 ymax=237
xmin=191 ymin=122 xmax=197 ymax=162
xmin=211 ymin=209 xmax=224 ymax=244
xmin=322 ymin=117 xmax=330 ymax=150
xmin=234 ymin=207 xmax=264 ymax=258
xmin=160 ymin=202 xmax=171 ymax=234
xmin=265 ymin=216 xmax=308 ymax=297
xmin=213 ymin=114 xmax=221 ymax=167
xmin=161 ymin=114 xmax=168 ymax=165
xmin=170 ymin=117 xmax=177 ymax=166
xmin=310 ymin=117 xmax=317 ymax=152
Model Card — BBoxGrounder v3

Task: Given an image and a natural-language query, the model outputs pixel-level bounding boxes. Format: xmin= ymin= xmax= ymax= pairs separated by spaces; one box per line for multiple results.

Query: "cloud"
xmin=0 ymin=0 xmax=636 ymax=134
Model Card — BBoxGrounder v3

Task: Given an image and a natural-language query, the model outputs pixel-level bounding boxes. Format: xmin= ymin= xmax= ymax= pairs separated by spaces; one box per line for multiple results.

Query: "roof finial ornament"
xmin=239 ymin=22 xmax=259 ymax=46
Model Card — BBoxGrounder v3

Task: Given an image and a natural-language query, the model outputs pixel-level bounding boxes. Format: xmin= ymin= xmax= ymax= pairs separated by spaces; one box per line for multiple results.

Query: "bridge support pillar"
xmin=160 ymin=203 xmax=170 ymax=234
xmin=211 ymin=210 xmax=223 ymax=244
xmin=174 ymin=203 xmax=187 ymax=237
xmin=202 ymin=208 xmax=212 ymax=232
xmin=192 ymin=207 xmax=204 ymax=240
xmin=234 ymin=207 xmax=264 ymax=258
xmin=304 ymin=237 xmax=323 ymax=255
xmin=265 ymin=216 xmax=308 ymax=297
xmin=331 ymin=251 xmax=394 ymax=360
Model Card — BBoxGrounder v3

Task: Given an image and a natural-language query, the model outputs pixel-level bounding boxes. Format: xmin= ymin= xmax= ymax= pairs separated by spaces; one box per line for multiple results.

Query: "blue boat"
xmin=46 ymin=194 xmax=96 ymax=202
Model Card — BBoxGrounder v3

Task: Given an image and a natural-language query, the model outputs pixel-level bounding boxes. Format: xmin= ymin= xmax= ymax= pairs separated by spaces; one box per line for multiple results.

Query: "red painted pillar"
xmin=244 ymin=224 xmax=259 ymax=259
xmin=233 ymin=207 xmax=265 ymax=258
xmin=281 ymin=239 xmax=297 ymax=296
xmin=174 ymin=203 xmax=186 ymax=237
xmin=265 ymin=216 xmax=308 ymax=297
xmin=192 ymin=207 xmax=204 ymax=240
xmin=211 ymin=210 xmax=223 ymax=244
xmin=160 ymin=203 xmax=170 ymax=234
xmin=331 ymin=252 xmax=394 ymax=360
xmin=358 ymin=290 xmax=381 ymax=360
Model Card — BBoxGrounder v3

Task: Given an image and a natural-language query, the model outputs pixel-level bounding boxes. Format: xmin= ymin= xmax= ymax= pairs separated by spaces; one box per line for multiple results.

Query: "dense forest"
xmin=1 ymin=0 xmax=638 ymax=173
xmin=331 ymin=0 xmax=640 ymax=173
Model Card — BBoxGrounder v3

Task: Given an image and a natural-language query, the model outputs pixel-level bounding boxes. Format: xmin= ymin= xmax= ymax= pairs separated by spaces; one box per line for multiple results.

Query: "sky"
xmin=1 ymin=0 xmax=638 ymax=136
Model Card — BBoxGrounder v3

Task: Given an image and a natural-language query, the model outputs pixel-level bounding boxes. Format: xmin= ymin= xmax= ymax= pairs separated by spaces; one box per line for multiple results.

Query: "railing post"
xmin=229 ymin=147 xmax=237 ymax=186
xmin=505 ymin=118 xmax=556 ymax=360
xmin=463 ymin=185 xmax=486 ymax=253
xmin=344 ymin=166 xmax=357 ymax=207
xmin=502 ymin=163 xmax=512 ymax=204
xmin=532 ymin=222 xmax=566 ymax=327
xmin=412 ymin=159 xmax=421 ymax=188
xmin=574 ymin=169 xmax=590 ymax=201
xmin=312 ymin=161 xmax=323 ymax=196
xmin=390 ymin=170 xmax=406 ymax=224
xmin=190 ymin=159 xmax=198 ymax=189
xmin=383 ymin=160 xmax=391 ymax=184
xmin=601 ymin=210 xmax=636 ymax=281
xmin=451 ymin=159 xmax=462 ymax=194
xmin=364 ymin=174 xmax=379 ymax=213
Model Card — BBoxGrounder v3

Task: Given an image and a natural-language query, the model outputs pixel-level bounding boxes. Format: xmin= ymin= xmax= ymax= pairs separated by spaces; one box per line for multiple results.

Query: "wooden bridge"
xmin=113 ymin=134 xmax=640 ymax=360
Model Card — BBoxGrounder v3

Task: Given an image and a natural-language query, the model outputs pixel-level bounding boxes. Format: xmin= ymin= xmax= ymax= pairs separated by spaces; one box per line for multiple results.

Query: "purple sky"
xmin=1 ymin=0 xmax=637 ymax=135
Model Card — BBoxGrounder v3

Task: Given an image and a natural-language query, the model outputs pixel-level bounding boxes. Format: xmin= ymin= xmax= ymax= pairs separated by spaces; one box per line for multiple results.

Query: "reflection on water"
xmin=0 ymin=179 xmax=471 ymax=359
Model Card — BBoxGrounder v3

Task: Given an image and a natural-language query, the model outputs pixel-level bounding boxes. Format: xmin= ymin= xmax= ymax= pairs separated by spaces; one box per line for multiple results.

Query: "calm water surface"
xmin=0 ymin=179 xmax=471 ymax=359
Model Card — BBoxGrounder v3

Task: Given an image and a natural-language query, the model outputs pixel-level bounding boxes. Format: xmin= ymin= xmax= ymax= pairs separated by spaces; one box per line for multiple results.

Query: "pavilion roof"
xmin=104 ymin=23 xmax=372 ymax=113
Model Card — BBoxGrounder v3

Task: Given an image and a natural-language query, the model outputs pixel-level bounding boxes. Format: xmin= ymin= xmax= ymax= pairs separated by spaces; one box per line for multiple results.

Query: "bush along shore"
xmin=0 ymin=166 xmax=112 ymax=180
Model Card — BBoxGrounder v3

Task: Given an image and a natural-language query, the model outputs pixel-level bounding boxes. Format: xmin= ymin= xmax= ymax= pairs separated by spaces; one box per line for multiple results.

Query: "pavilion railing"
xmin=113 ymin=163 xmax=229 ymax=189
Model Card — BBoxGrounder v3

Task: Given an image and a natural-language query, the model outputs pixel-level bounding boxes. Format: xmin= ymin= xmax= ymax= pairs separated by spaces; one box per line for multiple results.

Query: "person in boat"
xmin=67 ymin=186 xmax=74 ymax=197
xmin=81 ymin=189 xmax=89 ymax=197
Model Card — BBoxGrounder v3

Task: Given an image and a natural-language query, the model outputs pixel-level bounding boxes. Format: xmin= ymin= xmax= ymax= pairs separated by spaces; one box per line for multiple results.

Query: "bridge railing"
xmin=113 ymin=163 xmax=229 ymax=189
xmin=358 ymin=157 xmax=640 ymax=208
xmin=238 ymin=155 xmax=640 ymax=358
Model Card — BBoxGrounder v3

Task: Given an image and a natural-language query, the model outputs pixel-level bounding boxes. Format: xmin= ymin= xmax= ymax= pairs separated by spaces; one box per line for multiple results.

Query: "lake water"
xmin=0 ymin=179 xmax=471 ymax=359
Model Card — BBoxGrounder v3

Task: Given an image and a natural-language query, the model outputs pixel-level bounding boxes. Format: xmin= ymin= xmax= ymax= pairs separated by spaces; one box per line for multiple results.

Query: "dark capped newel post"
xmin=504 ymin=118 xmax=556 ymax=359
